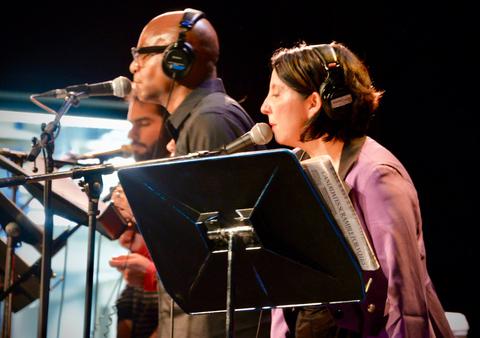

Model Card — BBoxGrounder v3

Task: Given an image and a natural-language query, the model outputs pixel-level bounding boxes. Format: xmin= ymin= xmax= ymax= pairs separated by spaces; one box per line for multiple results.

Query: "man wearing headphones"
xmin=130 ymin=8 xmax=258 ymax=155
xmin=120 ymin=7 xmax=269 ymax=338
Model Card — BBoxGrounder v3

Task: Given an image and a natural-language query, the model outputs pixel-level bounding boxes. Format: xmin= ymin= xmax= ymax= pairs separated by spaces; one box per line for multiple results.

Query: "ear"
xmin=306 ymin=91 xmax=322 ymax=119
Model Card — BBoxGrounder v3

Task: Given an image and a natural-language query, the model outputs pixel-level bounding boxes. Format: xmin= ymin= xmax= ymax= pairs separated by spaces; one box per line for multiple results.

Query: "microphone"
xmin=74 ymin=145 xmax=132 ymax=161
xmin=221 ymin=122 xmax=273 ymax=154
xmin=36 ymin=76 xmax=132 ymax=99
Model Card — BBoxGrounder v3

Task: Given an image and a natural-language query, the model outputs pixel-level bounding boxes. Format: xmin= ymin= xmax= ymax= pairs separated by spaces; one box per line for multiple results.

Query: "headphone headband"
xmin=180 ymin=8 xmax=205 ymax=30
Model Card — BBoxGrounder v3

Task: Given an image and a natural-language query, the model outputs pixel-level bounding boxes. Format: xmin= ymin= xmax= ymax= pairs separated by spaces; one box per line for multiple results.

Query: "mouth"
xmin=130 ymin=82 xmax=140 ymax=96
xmin=132 ymin=78 xmax=143 ymax=87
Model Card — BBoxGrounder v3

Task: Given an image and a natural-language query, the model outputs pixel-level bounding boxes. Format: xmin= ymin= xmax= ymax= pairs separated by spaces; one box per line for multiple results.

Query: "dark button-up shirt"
xmin=166 ymin=78 xmax=256 ymax=155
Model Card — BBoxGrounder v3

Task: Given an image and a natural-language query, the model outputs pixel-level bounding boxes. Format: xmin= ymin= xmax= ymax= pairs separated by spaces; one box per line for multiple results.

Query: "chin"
xmin=276 ymin=132 xmax=298 ymax=147
xmin=133 ymin=153 xmax=147 ymax=161
xmin=274 ymin=135 xmax=287 ymax=147
xmin=136 ymin=89 xmax=148 ymax=100
xmin=134 ymin=87 xmax=152 ymax=103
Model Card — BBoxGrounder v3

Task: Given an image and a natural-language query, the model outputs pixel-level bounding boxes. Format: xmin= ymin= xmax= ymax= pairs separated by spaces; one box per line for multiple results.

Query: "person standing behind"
xmin=261 ymin=42 xmax=454 ymax=337
xmin=111 ymin=97 xmax=172 ymax=338
xmin=113 ymin=7 xmax=269 ymax=338
xmin=126 ymin=97 xmax=171 ymax=162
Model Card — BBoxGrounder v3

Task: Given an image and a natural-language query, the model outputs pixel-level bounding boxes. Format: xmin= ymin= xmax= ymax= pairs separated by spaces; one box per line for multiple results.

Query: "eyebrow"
xmin=131 ymin=117 xmax=153 ymax=123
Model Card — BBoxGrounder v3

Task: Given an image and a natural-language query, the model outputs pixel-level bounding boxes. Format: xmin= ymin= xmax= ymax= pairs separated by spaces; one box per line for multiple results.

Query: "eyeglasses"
xmin=131 ymin=45 xmax=168 ymax=61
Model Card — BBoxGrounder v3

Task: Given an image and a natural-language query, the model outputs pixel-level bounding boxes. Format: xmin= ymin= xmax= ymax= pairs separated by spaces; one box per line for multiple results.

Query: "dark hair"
xmin=127 ymin=95 xmax=169 ymax=119
xmin=271 ymin=42 xmax=383 ymax=142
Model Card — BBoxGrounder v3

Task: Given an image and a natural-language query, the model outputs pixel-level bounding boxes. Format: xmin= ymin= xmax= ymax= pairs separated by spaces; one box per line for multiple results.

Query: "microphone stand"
xmin=26 ymin=93 xmax=80 ymax=338
xmin=1 ymin=222 xmax=19 ymax=338
xmin=0 ymin=150 xmax=219 ymax=338
xmin=1 ymin=155 xmax=23 ymax=338
xmin=79 ymin=170 xmax=103 ymax=338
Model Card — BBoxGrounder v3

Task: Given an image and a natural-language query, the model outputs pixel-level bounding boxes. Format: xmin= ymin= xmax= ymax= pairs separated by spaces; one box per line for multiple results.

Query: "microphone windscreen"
xmin=112 ymin=76 xmax=132 ymax=98
xmin=119 ymin=144 xmax=133 ymax=157
xmin=250 ymin=122 xmax=273 ymax=145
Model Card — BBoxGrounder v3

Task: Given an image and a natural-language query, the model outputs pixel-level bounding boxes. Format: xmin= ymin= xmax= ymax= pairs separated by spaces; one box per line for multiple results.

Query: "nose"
xmin=128 ymin=126 xmax=137 ymax=141
xmin=260 ymin=98 xmax=271 ymax=115
xmin=129 ymin=60 xmax=138 ymax=74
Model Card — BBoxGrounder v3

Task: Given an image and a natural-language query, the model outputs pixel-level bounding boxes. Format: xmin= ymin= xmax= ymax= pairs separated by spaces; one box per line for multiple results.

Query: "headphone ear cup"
xmin=162 ymin=40 xmax=195 ymax=80
xmin=320 ymin=69 xmax=352 ymax=121
xmin=162 ymin=9 xmax=204 ymax=81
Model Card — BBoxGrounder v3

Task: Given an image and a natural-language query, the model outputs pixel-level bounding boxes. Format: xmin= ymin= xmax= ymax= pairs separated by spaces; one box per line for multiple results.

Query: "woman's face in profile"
xmin=261 ymin=69 xmax=311 ymax=148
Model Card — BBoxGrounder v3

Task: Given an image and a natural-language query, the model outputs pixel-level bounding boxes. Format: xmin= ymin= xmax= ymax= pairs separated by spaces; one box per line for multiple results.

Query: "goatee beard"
xmin=133 ymin=149 xmax=154 ymax=162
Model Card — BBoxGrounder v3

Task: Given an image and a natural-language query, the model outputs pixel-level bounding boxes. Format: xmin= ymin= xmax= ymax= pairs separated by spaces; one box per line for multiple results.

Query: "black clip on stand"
xmin=25 ymin=92 xmax=101 ymax=338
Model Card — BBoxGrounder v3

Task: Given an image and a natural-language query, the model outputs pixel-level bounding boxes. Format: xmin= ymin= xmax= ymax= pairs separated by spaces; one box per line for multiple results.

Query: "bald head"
xmin=139 ymin=9 xmax=219 ymax=88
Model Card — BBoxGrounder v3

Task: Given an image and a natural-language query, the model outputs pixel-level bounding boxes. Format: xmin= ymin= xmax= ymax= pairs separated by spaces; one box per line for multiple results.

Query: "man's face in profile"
xmin=127 ymin=100 xmax=165 ymax=161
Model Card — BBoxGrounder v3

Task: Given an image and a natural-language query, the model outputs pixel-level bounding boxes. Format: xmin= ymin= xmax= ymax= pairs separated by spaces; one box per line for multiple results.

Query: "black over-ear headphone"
xmin=317 ymin=44 xmax=353 ymax=120
xmin=162 ymin=8 xmax=205 ymax=80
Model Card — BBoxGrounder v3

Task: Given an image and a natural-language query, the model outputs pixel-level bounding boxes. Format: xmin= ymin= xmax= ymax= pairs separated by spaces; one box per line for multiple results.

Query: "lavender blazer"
xmin=271 ymin=137 xmax=453 ymax=337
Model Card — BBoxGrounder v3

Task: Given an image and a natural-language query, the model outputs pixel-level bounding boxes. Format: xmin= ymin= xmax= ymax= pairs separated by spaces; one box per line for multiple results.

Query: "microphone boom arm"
xmin=0 ymin=150 xmax=221 ymax=189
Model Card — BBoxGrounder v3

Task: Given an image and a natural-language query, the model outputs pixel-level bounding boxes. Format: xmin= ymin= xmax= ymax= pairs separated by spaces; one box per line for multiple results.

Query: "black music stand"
xmin=118 ymin=149 xmax=365 ymax=335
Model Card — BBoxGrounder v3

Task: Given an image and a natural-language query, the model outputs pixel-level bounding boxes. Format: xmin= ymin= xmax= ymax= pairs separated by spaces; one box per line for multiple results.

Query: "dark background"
xmin=0 ymin=1 xmax=476 ymax=335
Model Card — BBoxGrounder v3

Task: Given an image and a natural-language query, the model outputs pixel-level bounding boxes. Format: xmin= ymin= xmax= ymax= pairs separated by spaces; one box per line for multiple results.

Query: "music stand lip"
xmin=188 ymin=299 xmax=362 ymax=315
xmin=118 ymin=148 xmax=365 ymax=314
xmin=0 ymin=190 xmax=42 ymax=249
